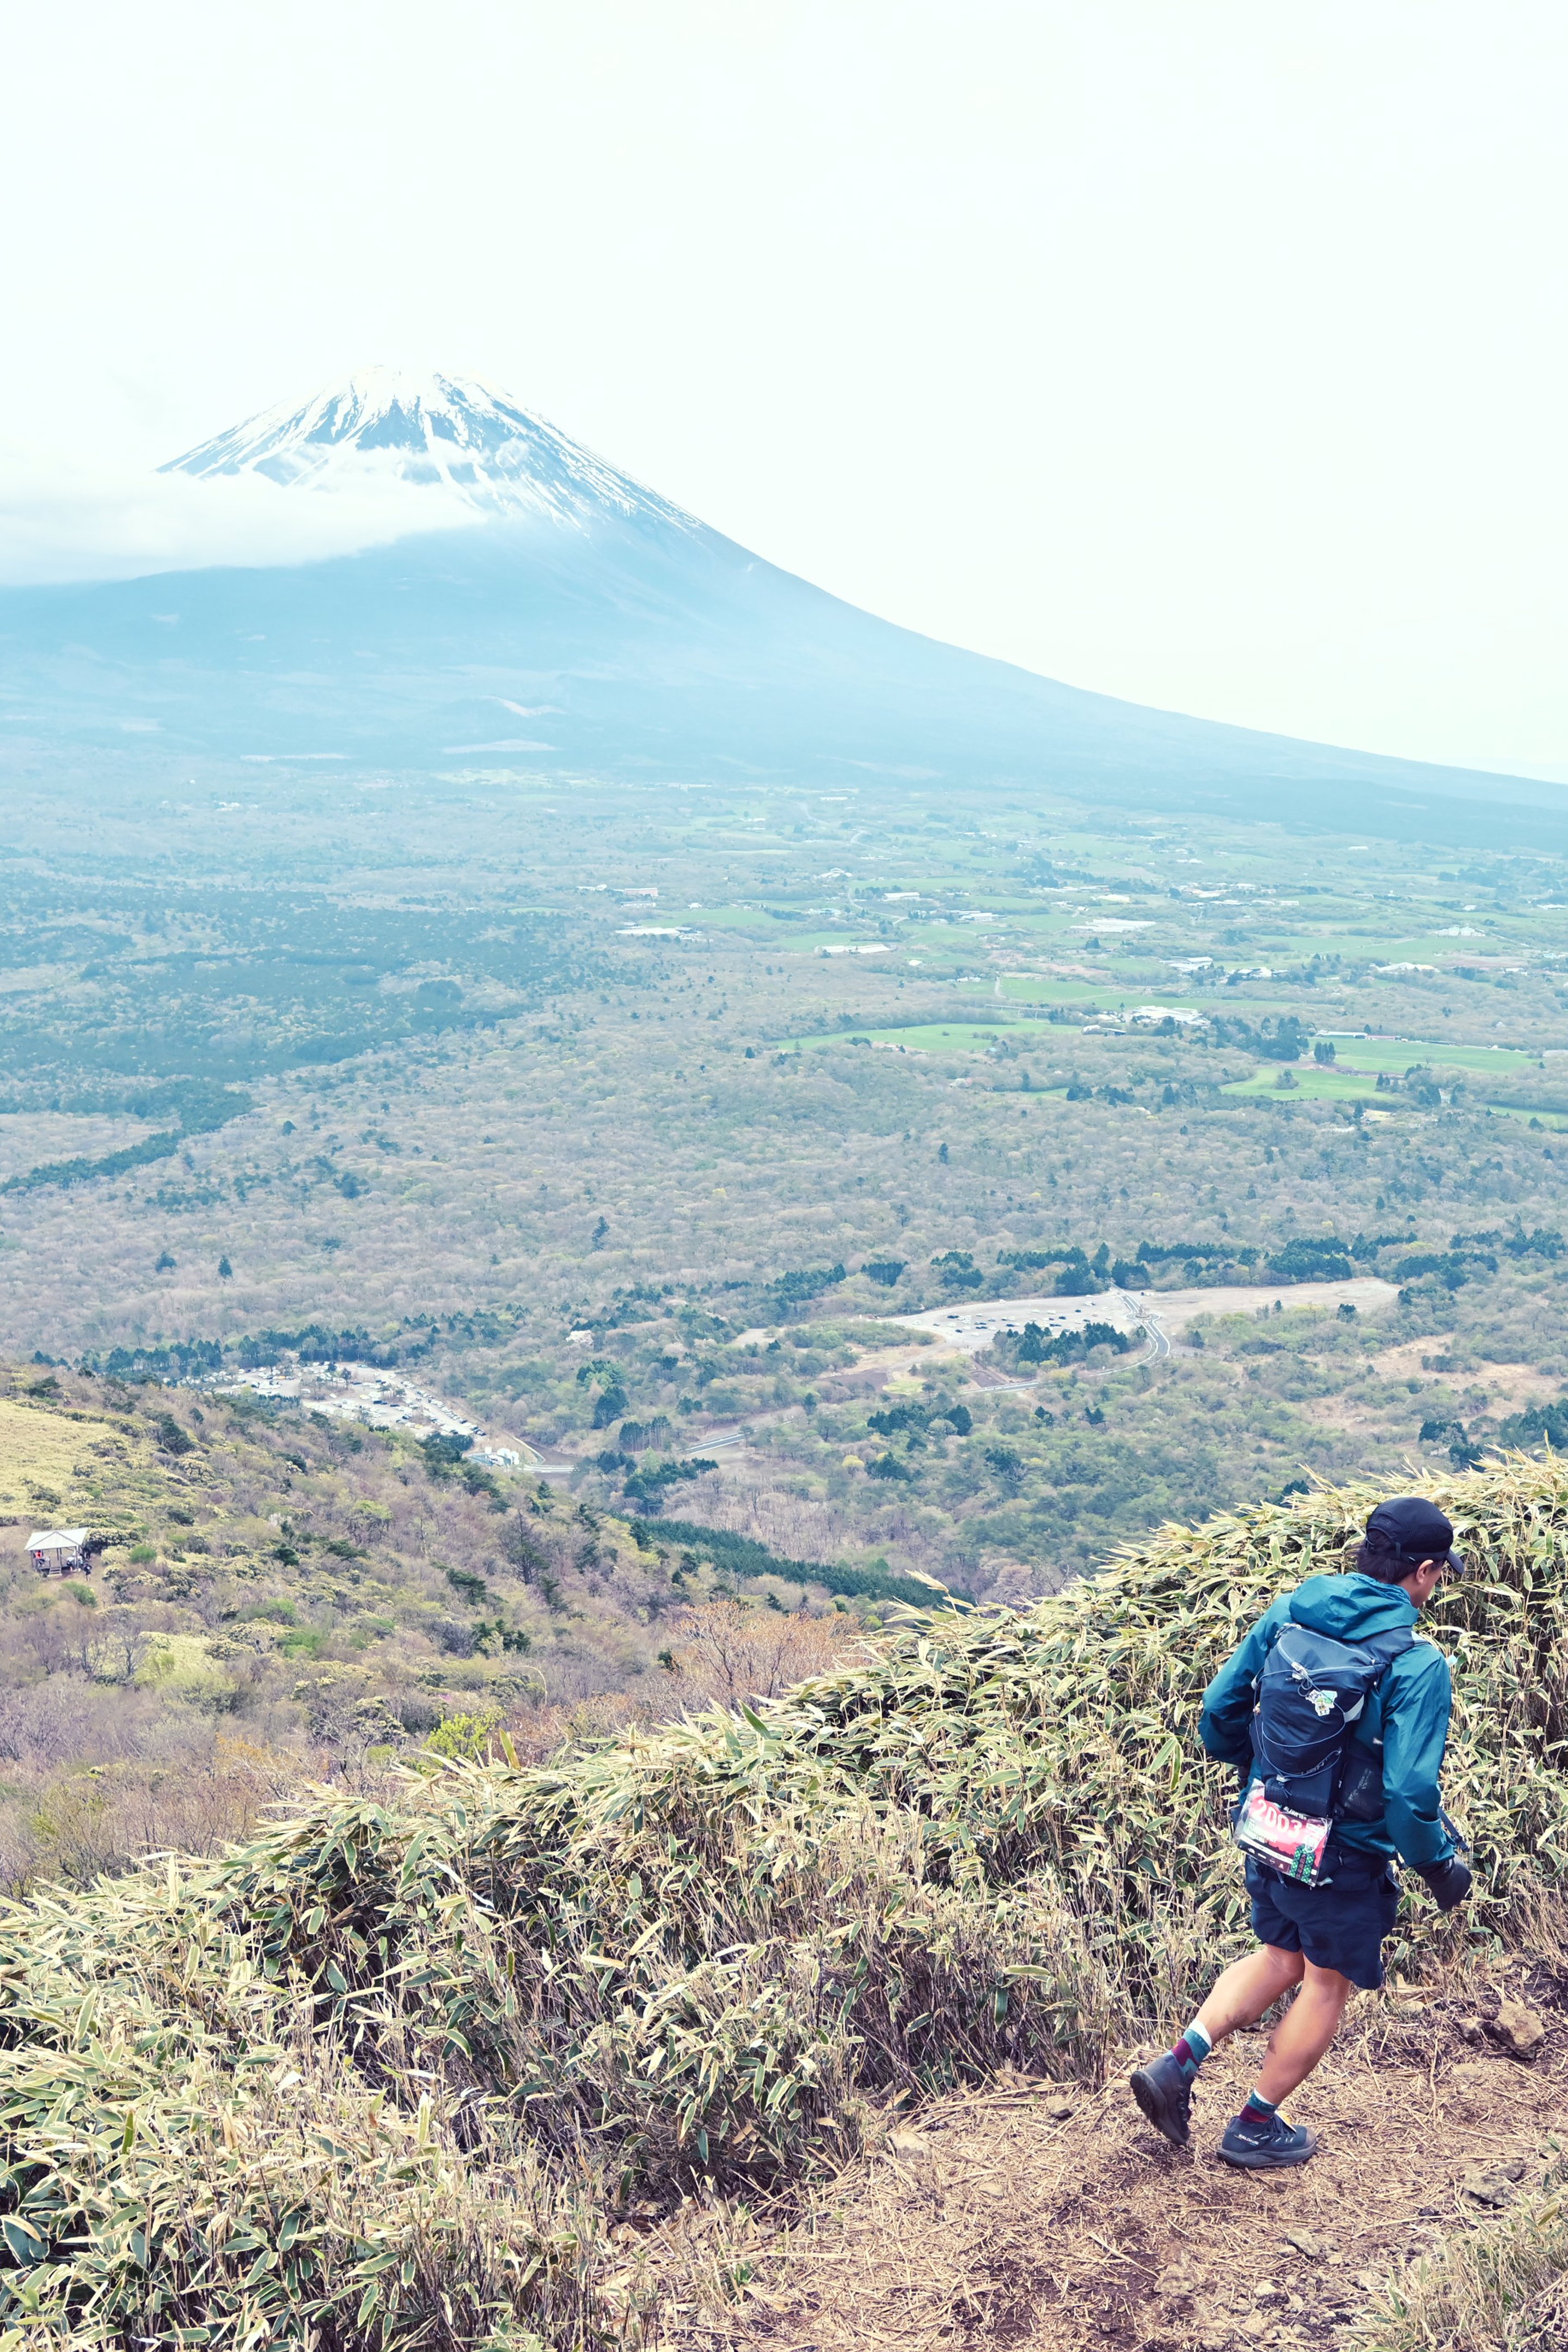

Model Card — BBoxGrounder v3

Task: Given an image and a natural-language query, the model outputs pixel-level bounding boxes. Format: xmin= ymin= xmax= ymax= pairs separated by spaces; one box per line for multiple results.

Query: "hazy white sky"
xmin=4 ymin=1 xmax=1566 ymax=780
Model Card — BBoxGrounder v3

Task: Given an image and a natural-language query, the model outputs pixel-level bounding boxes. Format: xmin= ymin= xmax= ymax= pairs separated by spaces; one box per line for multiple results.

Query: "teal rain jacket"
xmin=1198 ymin=1571 xmax=1456 ymax=1869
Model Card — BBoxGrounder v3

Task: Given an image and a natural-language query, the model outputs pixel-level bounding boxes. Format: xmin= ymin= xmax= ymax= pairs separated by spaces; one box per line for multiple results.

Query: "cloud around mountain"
xmin=0 ymin=460 xmax=480 ymax=589
xmin=1 ymin=365 xmax=1559 ymax=843
xmin=0 ymin=367 xmax=692 ymax=587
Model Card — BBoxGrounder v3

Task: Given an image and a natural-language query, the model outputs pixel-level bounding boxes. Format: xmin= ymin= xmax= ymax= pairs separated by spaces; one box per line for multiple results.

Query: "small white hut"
xmin=27 ymin=1528 xmax=89 ymax=1576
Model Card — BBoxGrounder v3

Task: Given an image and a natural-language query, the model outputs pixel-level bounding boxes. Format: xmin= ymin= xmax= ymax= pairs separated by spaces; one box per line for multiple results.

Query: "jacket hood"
xmin=1288 ymin=1571 xmax=1419 ymax=1643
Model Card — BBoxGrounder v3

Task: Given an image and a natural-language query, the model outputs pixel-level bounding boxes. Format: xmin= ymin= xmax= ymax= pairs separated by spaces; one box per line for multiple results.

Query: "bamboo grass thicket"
xmin=2 ymin=1459 xmax=1567 ymax=2349
xmin=1365 ymin=2164 xmax=1568 ymax=2350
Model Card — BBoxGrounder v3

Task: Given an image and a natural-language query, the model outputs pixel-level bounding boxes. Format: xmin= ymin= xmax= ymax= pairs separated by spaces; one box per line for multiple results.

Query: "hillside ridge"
xmin=0 ymin=1455 xmax=1563 ymax=2346
xmin=0 ymin=1363 xmax=890 ymax=1888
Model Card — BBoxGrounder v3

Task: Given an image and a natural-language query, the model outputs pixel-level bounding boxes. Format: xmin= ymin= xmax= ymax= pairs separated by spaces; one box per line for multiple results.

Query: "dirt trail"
xmin=654 ymin=1972 xmax=1566 ymax=2351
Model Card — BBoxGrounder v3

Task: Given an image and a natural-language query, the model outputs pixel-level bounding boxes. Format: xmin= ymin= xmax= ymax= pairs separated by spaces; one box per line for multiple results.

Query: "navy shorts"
xmin=1245 ymin=1853 xmax=1401 ymax=1991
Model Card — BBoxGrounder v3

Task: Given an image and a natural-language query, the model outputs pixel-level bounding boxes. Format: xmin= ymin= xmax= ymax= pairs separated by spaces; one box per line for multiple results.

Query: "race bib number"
xmin=1233 ymin=1780 xmax=1331 ymax=1886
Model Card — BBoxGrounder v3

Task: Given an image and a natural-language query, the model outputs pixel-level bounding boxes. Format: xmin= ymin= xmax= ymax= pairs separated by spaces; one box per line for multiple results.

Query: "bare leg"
xmin=1252 ymin=1959 xmax=1354 ymax=2103
xmin=1193 ymin=1942 xmax=1304 ymax=2048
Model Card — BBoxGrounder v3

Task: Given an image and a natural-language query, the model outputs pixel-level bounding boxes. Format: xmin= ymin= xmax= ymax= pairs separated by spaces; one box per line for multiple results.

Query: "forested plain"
xmin=1 ymin=747 xmax=1567 ymax=1836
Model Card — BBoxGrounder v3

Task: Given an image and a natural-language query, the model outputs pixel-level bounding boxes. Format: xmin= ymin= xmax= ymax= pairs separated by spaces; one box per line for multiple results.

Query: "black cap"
xmin=1365 ymin=1496 xmax=1457 ymax=1568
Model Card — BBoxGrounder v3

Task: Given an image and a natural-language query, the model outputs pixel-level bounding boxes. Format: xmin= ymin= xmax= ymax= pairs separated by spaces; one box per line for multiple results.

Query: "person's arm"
xmin=1382 ymin=1648 xmax=1459 ymax=1872
xmin=1198 ymin=1597 xmax=1291 ymax=1771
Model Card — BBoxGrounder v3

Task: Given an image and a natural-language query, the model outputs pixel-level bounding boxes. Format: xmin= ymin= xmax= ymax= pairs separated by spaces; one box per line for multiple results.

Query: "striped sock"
xmin=1242 ymin=2090 xmax=1279 ymax=2122
xmin=1171 ymin=2019 xmax=1213 ymax=2081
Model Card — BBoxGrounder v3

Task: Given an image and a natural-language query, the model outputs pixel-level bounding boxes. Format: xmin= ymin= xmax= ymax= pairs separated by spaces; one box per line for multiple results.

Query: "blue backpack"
xmin=1251 ymin=1620 xmax=1413 ymax=1823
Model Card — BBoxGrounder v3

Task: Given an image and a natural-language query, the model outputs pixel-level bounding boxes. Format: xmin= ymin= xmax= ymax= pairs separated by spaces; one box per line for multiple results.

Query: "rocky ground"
xmin=647 ymin=1965 xmax=1565 ymax=2351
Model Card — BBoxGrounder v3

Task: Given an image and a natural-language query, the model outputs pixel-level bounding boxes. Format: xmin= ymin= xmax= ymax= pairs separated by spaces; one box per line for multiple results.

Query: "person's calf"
xmin=1195 ymin=1943 xmax=1303 ymax=2048
xmin=1254 ymin=1964 xmax=1353 ymax=2106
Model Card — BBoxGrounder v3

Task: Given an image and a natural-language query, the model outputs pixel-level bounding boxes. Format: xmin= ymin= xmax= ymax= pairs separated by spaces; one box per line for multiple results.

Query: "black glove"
xmin=1418 ymin=1856 xmax=1473 ymax=1912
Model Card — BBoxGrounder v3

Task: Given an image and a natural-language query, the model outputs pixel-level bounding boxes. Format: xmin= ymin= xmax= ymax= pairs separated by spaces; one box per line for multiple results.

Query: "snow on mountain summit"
xmin=159 ymin=367 xmax=694 ymax=532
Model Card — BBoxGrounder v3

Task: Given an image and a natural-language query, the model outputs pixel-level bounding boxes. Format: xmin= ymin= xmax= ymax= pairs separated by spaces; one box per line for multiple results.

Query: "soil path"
xmin=654 ymin=1975 xmax=1565 ymax=2351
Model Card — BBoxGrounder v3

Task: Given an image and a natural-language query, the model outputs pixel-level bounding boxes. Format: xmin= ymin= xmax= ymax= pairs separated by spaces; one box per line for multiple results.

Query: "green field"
xmin=1479 ymin=1100 xmax=1568 ymax=1131
xmin=1222 ymin=1042 xmax=1563 ymax=1119
xmin=996 ymin=974 xmax=1162 ymax=1004
xmin=1321 ymin=1036 xmax=1543 ymax=1073
xmin=783 ymin=1014 xmax=1475 ymax=1061
xmin=779 ymin=932 xmax=902 ymax=955
xmin=994 ymin=975 xmax=1347 ymax=1018
xmin=1222 ymin=1065 xmax=1389 ymax=1103
xmin=686 ymin=905 xmax=780 ymax=932
xmin=784 ymin=1020 xmax=1065 ymax=1056
xmin=868 ymin=924 xmax=1018 ymax=952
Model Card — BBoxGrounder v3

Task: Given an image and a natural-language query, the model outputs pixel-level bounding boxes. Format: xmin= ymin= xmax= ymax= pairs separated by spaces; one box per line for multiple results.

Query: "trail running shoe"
xmin=1129 ymin=2050 xmax=1193 ymax=2147
xmin=1219 ymin=2109 xmax=1318 ymax=2169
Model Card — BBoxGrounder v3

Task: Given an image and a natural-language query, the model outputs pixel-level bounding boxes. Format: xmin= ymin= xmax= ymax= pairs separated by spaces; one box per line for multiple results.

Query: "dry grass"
xmin=644 ymin=1976 xmax=1568 ymax=2352
xmin=1361 ymin=2166 xmax=1568 ymax=2352
xmin=15 ymin=1735 xmax=304 ymax=1885
xmin=2 ymin=1457 xmax=1567 ymax=2347
xmin=498 ymin=1604 xmax=867 ymax=1763
xmin=0 ymin=1393 xmax=137 ymax=1523
xmin=657 ymin=1597 xmax=869 ymax=1706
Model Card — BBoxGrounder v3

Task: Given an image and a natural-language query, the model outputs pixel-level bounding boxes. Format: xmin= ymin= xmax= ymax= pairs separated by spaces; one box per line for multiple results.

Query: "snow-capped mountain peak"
xmin=159 ymin=367 xmax=693 ymax=531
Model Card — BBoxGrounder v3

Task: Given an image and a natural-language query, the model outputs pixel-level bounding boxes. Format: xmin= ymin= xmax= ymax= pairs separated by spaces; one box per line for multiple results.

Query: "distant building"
xmin=27 ymin=1528 xmax=89 ymax=1575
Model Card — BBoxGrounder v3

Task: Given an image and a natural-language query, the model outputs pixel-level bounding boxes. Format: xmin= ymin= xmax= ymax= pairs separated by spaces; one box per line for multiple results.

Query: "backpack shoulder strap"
xmin=1363 ymin=1627 xmax=1416 ymax=1668
xmin=1248 ymin=1606 xmax=1301 ymax=1687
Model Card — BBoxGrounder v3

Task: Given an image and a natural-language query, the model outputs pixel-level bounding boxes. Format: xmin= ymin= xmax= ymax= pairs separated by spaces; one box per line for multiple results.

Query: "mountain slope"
xmin=0 ymin=1456 xmax=1560 ymax=2348
xmin=160 ymin=365 xmax=696 ymax=532
xmin=0 ymin=1362 xmax=881 ymax=1886
xmin=1 ymin=369 xmax=1561 ymax=842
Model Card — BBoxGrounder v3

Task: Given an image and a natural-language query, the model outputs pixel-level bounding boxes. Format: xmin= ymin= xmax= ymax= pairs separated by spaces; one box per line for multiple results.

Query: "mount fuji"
xmin=159 ymin=367 xmax=697 ymax=534
xmin=0 ymin=367 xmax=1559 ymax=841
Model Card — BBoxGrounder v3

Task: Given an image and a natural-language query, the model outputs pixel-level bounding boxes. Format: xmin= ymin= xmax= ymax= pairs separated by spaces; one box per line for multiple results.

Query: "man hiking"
xmin=1130 ymin=1496 xmax=1472 ymax=2169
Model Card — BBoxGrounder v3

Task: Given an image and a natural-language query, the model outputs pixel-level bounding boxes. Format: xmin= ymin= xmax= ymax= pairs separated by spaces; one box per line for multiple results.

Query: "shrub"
xmin=768 ymin=1264 xmax=846 ymax=1307
xmin=1054 ymin=1262 xmax=1105 ymax=1295
xmin=1497 ymin=1400 xmax=1568 ymax=1453
xmin=5 ymin=1461 xmax=1568 ymax=2345
xmin=1367 ymin=2165 xmax=1568 ymax=2352
xmin=1267 ymin=1237 xmax=1355 ymax=1282
xmin=622 ymin=1457 xmax=716 ymax=1505
xmin=932 ymin=1251 xmax=982 ymax=1291
xmin=444 ymin=1565 xmax=492 ymax=1606
xmin=632 ymin=1518 xmax=955 ymax=1606
xmin=424 ymin=1706 xmax=506 ymax=1761
xmin=866 ymin=1401 xmax=927 ymax=1437
xmin=1009 ymin=1319 xmax=1129 ymax=1368
xmin=421 ymin=1431 xmax=476 ymax=1471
